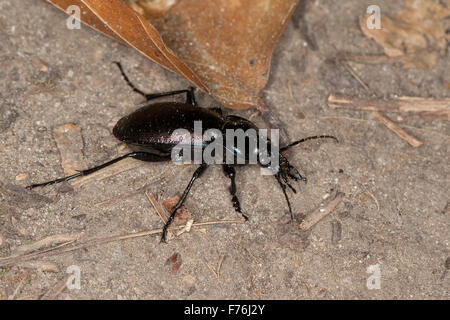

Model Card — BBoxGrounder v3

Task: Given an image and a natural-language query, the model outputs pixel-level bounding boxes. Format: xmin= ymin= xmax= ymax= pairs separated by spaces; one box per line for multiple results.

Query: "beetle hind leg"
xmin=114 ymin=62 xmax=197 ymax=105
xmin=26 ymin=152 xmax=168 ymax=190
xmin=185 ymin=87 xmax=197 ymax=106
xmin=113 ymin=61 xmax=147 ymax=97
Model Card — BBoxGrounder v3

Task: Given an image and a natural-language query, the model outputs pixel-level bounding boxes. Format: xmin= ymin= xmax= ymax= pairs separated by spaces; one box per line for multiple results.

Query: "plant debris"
xmin=360 ymin=0 xmax=450 ymax=69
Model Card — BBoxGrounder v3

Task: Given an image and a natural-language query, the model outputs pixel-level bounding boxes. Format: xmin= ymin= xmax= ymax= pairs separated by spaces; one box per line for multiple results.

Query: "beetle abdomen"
xmin=113 ymin=102 xmax=224 ymax=150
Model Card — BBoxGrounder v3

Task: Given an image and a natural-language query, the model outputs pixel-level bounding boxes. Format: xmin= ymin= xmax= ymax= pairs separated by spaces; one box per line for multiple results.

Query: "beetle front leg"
xmin=222 ymin=164 xmax=248 ymax=220
xmin=161 ymin=163 xmax=209 ymax=243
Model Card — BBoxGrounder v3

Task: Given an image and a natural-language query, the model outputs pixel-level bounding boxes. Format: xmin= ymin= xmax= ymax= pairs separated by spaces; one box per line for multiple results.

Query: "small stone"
xmin=31 ymin=57 xmax=49 ymax=72
xmin=15 ymin=173 xmax=28 ymax=181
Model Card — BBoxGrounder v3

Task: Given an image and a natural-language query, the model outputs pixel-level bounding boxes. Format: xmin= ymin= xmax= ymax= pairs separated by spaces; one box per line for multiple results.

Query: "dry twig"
xmin=341 ymin=62 xmax=370 ymax=92
xmin=372 ymin=111 xmax=423 ymax=147
xmin=41 ymin=277 xmax=68 ymax=300
xmin=145 ymin=191 xmax=168 ymax=223
xmin=337 ymin=54 xmax=397 ymax=65
xmin=328 ymin=95 xmax=450 ymax=120
xmin=300 ymin=192 xmax=345 ymax=231
xmin=0 ymin=220 xmax=244 ymax=268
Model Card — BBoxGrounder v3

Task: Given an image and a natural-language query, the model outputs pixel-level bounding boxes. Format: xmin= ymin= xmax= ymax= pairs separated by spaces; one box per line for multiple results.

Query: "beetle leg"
xmin=161 ymin=163 xmax=209 ymax=243
xmin=185 ymin=86 xmax=197 ymax=106
xmin=275 ymin=173 xmax=294 ymax=220
xmin=208 ymin=107 xmax=223 ymax=116
xmin=114 ymin=62 xmax=197 ymax=104
xmin=26 ymin=152 xmax=168 ymax=189
xmin=280 ymin=171 xmax=297 ymax=194
xmin=113 ymin=62 xmax=147 ymax=97
xmin=222 ymin=164 xmax=248 ymax=220
xmin=144 ymin=89 xmax=195 ymax=103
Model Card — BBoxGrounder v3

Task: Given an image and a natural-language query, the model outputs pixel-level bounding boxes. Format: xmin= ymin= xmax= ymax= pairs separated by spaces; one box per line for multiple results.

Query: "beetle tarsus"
xmin=223 ymin=164 xmax=247 ymax=218
xmin=275 ymin=173 xmax=295 ymax=220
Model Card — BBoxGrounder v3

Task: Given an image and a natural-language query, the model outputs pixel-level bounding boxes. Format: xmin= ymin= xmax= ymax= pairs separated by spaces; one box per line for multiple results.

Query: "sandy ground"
xmin=0 ymin=0 xmax=449 ymax=299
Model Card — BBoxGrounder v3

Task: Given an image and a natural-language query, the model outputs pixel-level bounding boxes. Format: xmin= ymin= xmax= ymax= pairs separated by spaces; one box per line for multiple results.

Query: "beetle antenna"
xmin=280 ymin=135 xmax=338 ymax=152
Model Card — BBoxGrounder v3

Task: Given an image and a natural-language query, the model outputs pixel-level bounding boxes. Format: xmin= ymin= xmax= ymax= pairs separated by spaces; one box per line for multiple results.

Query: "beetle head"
xmin=273 ymin=135 xmax=338 ymax=218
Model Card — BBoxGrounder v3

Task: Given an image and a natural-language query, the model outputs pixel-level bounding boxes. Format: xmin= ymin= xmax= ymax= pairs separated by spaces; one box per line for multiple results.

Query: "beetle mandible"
xmin=27 ymin=62 xmax=338 ymax=242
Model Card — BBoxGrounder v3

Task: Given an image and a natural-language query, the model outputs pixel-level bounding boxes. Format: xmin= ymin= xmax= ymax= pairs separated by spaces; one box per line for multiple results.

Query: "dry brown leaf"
xmin=166 ymin=252 xmax=182 ymax=273
xmin=162 ymin=195 xmax=191 ymax=223
xmin=128 ymin=0 xmax=176 ymax=19
xmin=141 ymin=0 xmax=300 ymax=110
xmin=46 ymin=0 xmax=125 ymax=43
xmin=45 ymin=0 xmax=300 ymax=110
xmin=360 ymin=0 xmax=450 ymax=69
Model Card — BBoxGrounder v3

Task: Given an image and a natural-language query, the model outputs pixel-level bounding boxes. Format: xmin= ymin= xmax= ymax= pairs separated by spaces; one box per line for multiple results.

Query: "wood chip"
xmin=175 ymin=219 xmax=194 ymax=237
xmin=15 ymin=173 xmax=28 ymax=181
xmin=0 ymin=233 xmax=5 ymax=247
xmin=13 ymin=233 xmax=82 ymax=255
xmin=18 ymin=261 xmax=59 ymax=273
xmin=31 ymin=57 xmax=49 ymax=72
xmin=300 ymin=192 xmax=345 ymax=231
xmin=331 ymin=220 xmax=342 ymax=244
xmin=166 ymin=252 xmax=182 ymax=273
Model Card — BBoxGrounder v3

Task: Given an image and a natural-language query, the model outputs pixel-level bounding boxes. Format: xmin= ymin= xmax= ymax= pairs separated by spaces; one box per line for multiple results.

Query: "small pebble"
xmin=31 ymin=57 xmax=48 ymax=72
xmin=16 ymin=173 xmax=28 ymax=181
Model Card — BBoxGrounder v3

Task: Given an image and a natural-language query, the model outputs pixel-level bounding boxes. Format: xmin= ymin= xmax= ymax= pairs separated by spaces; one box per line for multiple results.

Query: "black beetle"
xmin=27 ymin=62 xmax=338 ymax=242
